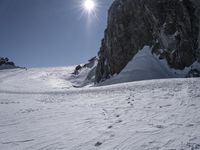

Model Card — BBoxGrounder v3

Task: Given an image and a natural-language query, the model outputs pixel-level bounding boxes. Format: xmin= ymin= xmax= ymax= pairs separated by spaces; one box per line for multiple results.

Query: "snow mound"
xmin=99 ymin=46 xmax=200 ymax=86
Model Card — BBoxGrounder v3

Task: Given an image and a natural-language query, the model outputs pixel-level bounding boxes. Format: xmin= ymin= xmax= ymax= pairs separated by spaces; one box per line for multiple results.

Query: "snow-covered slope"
xmin=0 ymin=67 xmax=200 ymax=150
xmin=0 ymin=67 xmax=76 ymax=92
xmin=99 ymin=46 xmax=200 ymax=86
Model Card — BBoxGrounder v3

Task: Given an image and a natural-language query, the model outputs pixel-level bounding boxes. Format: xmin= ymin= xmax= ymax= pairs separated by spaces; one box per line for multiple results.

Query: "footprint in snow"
xmin=190 ymin=104 xmax=196 ymax=107
xmin=110 ymin=134 xmax=115 ymax=137
xmin=127 ymin=97 xmax=131 ymax=100
xmin=108 ymin=125 xmax=113 ymax=129
xmin=115 ymin=114 xmax=120 ymax=118
xmin=186 ymin=124 xmax=194 ymax=127
xmin=94 ymin=141 xmax=102 ymax=147
xmin=155 ymin=125 xmax=165 ymax=129
xmin=127 ymin=101 xmax=134 ymax=106
xmin=116 ymin=120 xmax=123 ymax=123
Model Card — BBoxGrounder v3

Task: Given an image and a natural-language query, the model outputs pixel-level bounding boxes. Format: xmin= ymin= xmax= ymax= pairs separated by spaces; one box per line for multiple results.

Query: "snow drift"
xmin=99 ymin=46 xmax=200 ymax=86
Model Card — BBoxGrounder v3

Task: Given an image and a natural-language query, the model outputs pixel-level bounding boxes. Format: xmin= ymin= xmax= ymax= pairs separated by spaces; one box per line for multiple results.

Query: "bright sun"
xmin=83 ymin=0 xmax=96 ymax=12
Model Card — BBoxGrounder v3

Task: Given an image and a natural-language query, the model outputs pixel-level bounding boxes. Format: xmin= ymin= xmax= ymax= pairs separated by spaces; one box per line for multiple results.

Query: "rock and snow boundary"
xmin=99 ymin=46 xmax=200 ymax=86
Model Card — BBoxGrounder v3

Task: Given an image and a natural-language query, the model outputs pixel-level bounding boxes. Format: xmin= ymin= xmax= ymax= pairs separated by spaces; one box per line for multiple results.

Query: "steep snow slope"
xmin=99 ymin=46 xmax=200 ymax=86
xmin=0 ymin=67 xmax=200 ymax=150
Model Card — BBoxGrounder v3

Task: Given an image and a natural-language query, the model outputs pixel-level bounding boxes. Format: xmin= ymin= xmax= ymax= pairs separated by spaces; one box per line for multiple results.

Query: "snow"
xmin=99 ymin=46 xmax=200 ymax=86
xmin=0 ymin=67 xmax=200 ymax=150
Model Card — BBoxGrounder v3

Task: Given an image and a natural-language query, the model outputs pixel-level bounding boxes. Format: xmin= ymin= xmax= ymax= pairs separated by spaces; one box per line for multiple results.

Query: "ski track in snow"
xmin=0 ymin=68 xmax=200 ymax=150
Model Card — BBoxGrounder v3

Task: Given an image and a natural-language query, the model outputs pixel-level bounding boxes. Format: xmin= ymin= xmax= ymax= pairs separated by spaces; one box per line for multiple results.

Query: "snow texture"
xmin=0 ymin=67 xmax=200 ymax=150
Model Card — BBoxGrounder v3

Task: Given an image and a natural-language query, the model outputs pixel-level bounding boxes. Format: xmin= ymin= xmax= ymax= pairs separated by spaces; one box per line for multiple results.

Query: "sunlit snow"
xmin=0 ymin=66 xmax=200 ymax=150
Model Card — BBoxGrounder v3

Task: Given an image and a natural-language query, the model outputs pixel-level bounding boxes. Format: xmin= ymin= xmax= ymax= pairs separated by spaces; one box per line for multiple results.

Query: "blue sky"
xmin=0 ymin=0 xmax=113 ymax=67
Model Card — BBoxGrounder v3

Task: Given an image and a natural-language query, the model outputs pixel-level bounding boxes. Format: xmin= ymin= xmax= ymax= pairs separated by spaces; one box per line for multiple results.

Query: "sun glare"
xmin=77 ymin=0 xmax=99 ymax=21
xmin=83 ymin=0 xmax=96 ymax=13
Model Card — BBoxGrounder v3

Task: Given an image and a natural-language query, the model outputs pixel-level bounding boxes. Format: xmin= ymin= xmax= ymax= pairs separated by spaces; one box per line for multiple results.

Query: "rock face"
xmin=96 ymin=0 xmax=200 ymax=82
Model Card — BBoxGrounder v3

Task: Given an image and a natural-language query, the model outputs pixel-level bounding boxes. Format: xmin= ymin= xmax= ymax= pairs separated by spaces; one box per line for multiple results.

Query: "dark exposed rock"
xmin=72 ymin=65 xmax=82 ymax=75
xmin=83 ymin=57 xmax=98 ymax=68
xmin=72 ymin=57 xmax=98 ymax=75
xmin=186 ymin=69 xmax=200 ymax=77
xmin=196 ymin=48 xmax=200 ymax=62
xmin=0 ymin=57 xmax=15 ymax=67
xmin=0 ymin=57 xmax=19 ymax=70
xmin=6 ymin=61 xmax=15 ymax=66
xmin=96 ymin=0 xmax=200 ymax=82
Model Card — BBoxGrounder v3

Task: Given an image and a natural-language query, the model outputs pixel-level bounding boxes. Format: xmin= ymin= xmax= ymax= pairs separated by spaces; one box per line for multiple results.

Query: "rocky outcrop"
xmin=96 ymin=0 xmax=200 ymax=82
xmin=0 ymin=57 xmax=15 ymax=66
xmin=72 ymin=56 xmax=98 ymax=75
xmin=0 ymin=57 xmax=17 ymax=70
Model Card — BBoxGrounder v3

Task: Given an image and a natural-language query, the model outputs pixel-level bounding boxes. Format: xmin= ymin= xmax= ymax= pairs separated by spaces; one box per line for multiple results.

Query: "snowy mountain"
xmin=0 ymin=67 xmax=200 ymax=150
xmin=96 ymin=0 xmax=200 ymax=83
xmin=1 ymin=0 xmax=200 ymax=149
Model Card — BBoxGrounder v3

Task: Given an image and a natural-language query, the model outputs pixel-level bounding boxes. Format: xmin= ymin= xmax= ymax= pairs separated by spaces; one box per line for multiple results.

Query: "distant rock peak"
xmin=0 ymin=57 xmax=17 ymax=70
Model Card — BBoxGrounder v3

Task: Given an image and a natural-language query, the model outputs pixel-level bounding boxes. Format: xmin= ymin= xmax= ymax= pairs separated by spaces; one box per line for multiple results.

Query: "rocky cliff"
xmin=96 ymin=0 xmax=200 ymax=82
